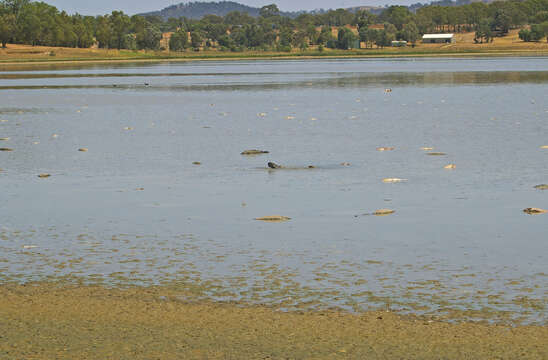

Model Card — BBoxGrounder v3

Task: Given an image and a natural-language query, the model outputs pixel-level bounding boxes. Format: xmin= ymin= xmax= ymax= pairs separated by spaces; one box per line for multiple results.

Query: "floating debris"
xmin=135 ymin=187 xmax=144 ymax=191
xmin=257 ymin=113 xmax=267 ymax=117
xmin=0 ymin=147 xmax=13 ymax=151
xmin=78 ymin=148 xmax=88 ymax=152
xmin=310 ymin=117 xmax=318 ymax=121
xmin=308 ymin=165 xmax=315 ymax=169
xmin=241 ymin=150 xmax=269 ymax=155
xmin=254 ymin=215 xmax=291 ymax=222
xmin=284 ymin=116 xmax=295 ymax=120
xmin=123 ymin=127 xmax=133 ymax=131
xmin=540 ymin=145 xmax=548 ymax=149
xmin=340 ymin=162 xmax=351 ymax=166
xmin=384 ymin=88 xmax=392 ymax=93
xmin=37 ymin=173 xmax=51 ymax=178
xmin=376 ymin=147 xmax=395 ymax=151
xmin=420 ymin=147 xmax=434 ymax=151
xmin=534 ymin=184 xmax=548 ymax=190
xmin=192 ymin=162 xmax=201 ymax=165
xmin=374 ymin=209 xmax=395 ymax=216
xmin=427 ymin=152 xmax=446 ymax=156
xmin=268 ymin=162 xmax=282 ymax=169
xmin=382 ymin=178 xmax=407 ymax=183
xmin=33 ymin=141 xmax=39 ymax=145
xmin=22 ymin=245 xmax=38 ymax=249
xmin=444 ymin=164 xmax=456 ymax=169
xmin=523 ymin=208 xmax=547 ymax=215
xmin=0 ymin=137 xmax=9 ymax=141
xmin=51 ymin=134 xmax=59 ymax=138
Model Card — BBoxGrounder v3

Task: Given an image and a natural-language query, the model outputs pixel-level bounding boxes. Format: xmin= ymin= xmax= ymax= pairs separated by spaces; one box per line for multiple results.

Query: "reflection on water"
xmin=0 ymin=57 xmax=547 ymax=324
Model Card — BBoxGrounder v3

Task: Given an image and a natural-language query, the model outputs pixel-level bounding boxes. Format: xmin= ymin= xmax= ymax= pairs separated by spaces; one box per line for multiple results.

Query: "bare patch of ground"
xmin=0 ymin=282 xmax=546 ymax=359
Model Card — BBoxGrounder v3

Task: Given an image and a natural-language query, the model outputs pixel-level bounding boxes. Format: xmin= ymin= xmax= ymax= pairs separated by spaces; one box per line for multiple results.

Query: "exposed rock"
xmin=254 ymin=215 xmax=291 ymax=222
xmin=382 ymin=178 xmax=407 ymax=183
xmin=268 ymin=162 xmax=282 ymax=169
xmin=374 ymin=209 xmax=395 ymax=216
xmin=241 ymin=150 xmax=269 ymax=155
xmin=523 ymin=208 xmax=547 ymax=214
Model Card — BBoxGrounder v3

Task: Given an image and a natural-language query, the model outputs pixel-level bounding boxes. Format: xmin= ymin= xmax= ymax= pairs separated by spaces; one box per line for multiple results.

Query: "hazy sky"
xmin=44 ymin=0 xmax=410 ymax=16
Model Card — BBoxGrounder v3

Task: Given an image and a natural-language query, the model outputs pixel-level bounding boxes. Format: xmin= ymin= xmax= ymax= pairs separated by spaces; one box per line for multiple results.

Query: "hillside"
xmin=140 ymin=1 xmax=299 ymax=20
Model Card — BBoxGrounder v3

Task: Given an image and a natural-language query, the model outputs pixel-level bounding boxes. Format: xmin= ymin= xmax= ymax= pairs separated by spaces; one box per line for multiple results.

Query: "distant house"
xmin=391 ymin=40 xmax=407 ymax=47
xmin=422 ymin=34 xmax=456 ymax=44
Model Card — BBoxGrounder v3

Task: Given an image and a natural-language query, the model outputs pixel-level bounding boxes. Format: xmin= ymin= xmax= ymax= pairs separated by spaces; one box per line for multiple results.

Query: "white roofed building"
xmin=422 ymin=34 xmax=456 ymax=44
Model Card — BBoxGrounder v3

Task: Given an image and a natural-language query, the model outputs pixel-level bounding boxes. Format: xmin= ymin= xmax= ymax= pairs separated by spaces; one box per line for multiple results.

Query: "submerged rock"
xmin=241 ymin=150 xmax=269 ymax=155
xmin=254 ymin=215 xmax=291 ymax=222
xmin=534 ymin=184 xmax=548 ymax=190
xmin=376 ymin=147 xmax=394 ymax=151
xmin=374 ymin=209 xmax=395 ymax=216
xmin=523 ymin=208 xmax=547 ymax=214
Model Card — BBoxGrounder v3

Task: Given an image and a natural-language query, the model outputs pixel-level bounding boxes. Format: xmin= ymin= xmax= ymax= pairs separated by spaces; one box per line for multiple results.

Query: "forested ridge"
xmin=1 ymin=0 xmax=548 ymax=51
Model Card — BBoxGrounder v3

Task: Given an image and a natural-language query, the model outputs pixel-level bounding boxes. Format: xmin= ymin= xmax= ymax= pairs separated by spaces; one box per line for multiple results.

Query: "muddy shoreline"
xmin=0 ymin=282 xmax=546 ymax=359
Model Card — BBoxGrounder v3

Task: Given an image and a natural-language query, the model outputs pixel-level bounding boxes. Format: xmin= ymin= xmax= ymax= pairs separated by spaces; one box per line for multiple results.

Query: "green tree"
xmin=336 ymin=27 xmax=357 ymax=49
xmin=317 ymin=26 xmax=332 ymax=45
xmin=0 ymin=13 xmax=15 ymax=47
xmin=110 ymin=11 xmax=130 ymax=49
xmin=169 ymin=28 xmax=188 ymax=51
xmin=402 ymin=22 xmax=419 ymax=45
xmin=259 ymin=4 xmax=279 ymax=18
xmin=518 ymin=28 xmax=531 ymax=41
xmin=136 ymin=24 xmax=161 ymax=50
xmin=379 ymin=6 xmax=411 ymax=30
xmin=530 ymin=23 xmax=546 ymax=41
xmin=190 ymin=30 xmax=203 ymax=49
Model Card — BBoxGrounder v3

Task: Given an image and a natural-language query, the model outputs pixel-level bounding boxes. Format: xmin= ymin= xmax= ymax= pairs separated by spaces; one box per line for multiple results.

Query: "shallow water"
xmin=1 ymin=57 xmax=547 ymax=324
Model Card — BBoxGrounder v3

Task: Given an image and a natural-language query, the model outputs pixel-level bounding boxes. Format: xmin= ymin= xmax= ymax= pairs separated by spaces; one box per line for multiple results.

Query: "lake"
xmin=0 ymin=57 xmax=547 ymax=324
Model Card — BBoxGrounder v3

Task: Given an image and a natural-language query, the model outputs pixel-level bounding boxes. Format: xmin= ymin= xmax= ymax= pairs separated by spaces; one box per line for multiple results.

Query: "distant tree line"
xmin=1 ymin=0 xmax=548 ymax=51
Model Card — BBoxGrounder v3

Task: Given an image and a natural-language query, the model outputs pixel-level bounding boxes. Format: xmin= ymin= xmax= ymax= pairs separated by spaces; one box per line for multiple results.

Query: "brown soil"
xmin=1 ymin=282 xmax=546 ymax=359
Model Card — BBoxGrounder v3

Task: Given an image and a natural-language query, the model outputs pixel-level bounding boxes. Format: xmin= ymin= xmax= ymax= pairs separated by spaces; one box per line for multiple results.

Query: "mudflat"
xmin=0 ymin=283 xmax=547 ymax=359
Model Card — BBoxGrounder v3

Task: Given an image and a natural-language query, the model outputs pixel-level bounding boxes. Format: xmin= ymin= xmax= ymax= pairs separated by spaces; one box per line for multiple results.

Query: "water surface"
xmin=1 ymin=57 xmax=547 ymax=324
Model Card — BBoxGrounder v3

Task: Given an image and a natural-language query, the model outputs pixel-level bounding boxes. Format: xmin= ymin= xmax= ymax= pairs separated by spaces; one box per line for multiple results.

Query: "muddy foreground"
xmin=0 ymin=283 xmax=546 ymax=359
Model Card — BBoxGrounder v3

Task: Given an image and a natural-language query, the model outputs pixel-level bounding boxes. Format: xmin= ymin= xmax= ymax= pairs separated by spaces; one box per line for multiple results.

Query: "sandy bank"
xmin=1 ymin=283 xmax=546 ymax=359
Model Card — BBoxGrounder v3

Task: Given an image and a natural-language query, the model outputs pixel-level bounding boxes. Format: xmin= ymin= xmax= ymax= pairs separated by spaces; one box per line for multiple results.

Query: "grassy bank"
xmin=1 ymin=30 xmax=548 ymax=67
xmin=1 ymin=282 xmax=547 ymax=359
